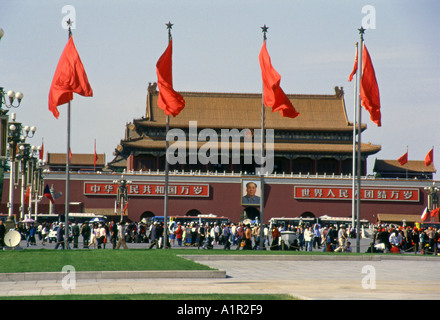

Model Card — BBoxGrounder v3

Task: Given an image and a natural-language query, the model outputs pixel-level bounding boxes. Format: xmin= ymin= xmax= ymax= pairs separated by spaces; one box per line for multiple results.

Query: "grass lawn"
xmin=0 ymin=249 xmax=215 ymax=273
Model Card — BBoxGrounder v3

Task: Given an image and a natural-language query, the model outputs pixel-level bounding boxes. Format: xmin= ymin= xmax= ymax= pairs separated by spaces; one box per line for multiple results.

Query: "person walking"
xmin=271 ymin=224 xmax=280 ymax=250
xmin=97 ymin=223 xmax=106 ymax=249
xmin=0 ymin=220 xmax=6 ymax=248
xmin=80 ymin=222 xmax=91 ymax=248
xmin=148 ymin=222 xmax=159 ymax=249
xmin=115 ymin=222 xmax=128 ymax=249
xmin=109 ymin=221 xmax=117 ymax=249
xmin=222 ymin=223 xmax=231 ymax=250
xmin=304 ymin=226 xmax=313 ymax=251
xmin=54 ymin=223 xmax=65 ymax=250
xmin=175 ymin=222 xmax=183 ymax=247
xmin=72 ymin=222 xmax=80 ymax=249
xmin=335 ymin=225 xmax=348 ymax=252
xmin=41 ymin=223 xmax=49 ymax=246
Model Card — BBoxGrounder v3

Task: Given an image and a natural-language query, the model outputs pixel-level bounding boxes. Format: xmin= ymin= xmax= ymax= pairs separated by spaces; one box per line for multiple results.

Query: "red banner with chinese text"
xmin=84 ymin=182 xmax=209 ymax=197
xmin=294 ymin=186 xmax=419 ymax=202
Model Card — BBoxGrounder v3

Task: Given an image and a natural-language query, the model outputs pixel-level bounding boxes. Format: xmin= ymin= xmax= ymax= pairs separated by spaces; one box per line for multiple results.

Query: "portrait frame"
xmin=241 ymin=179 xmax=261 ymax=206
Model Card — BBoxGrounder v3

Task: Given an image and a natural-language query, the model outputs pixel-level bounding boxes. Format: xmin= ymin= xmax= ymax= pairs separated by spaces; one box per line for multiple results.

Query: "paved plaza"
xmin=1 ymin=239 xmax=439 ymax=300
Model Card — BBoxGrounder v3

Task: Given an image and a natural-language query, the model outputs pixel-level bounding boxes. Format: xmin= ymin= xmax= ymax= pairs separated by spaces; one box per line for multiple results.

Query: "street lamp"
xmin=32 ymin=156 xmax=45 ymax=219
xmin=16 ymin=143 xmax=38 ymax=221
xmin=424 ymin=182 xmax=440 ymax=222
xmin=1 ymin=87 xmax=24 ymax=111
xmin=113 ymin=175 xmax=131 ymax=223
xmin=6 ymin=113 xmax=36 ymax=222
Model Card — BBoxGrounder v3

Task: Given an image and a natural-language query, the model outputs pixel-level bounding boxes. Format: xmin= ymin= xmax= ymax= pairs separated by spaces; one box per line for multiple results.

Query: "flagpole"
xmin=356 ymin=27 xmax=365 ymax=253
xmin=351 ymin=42 xmax=358 ymax=233
xmin=405 ymin=146 xmax=408 ymax=179
xmin=163 ymin=22 xmax=173 ymax=249
xmin=258 ymin=25 xmax=269 ymax=250
xmin=64 ymin=20 xmax=73 ymax=250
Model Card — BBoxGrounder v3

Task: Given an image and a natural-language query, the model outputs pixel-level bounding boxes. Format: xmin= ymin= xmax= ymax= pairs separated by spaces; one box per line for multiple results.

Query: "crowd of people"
xmin=1 ymin=218 xmax=439 ymax=255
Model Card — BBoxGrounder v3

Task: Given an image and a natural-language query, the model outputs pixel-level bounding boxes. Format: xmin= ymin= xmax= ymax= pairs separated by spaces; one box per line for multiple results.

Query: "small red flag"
xmin=25 ymin=187 xmax=30 ymax=205
xmin=156 ymin=39 xmax=185 ymax=117
xmin=431 ymin=207 xmax=440 ymax=218
xmin=348 ymin=45 xmax=358 ymax=82
xmin=123 ymin=201 xmax=129 ymax=214
xmin=259 ymin=41 xmax=299 ymax=119
xmin=49 ymin=36 xmax=93 ymax=119
xmin=421 ymin=207 xmax=429 ymax=221
xmin=39 ymin=140 xmax=44 ymax=161
xmin=398 ymin=151 xmax=408 ymax=166
xmin=360 ymin=43 xmax=381 ymax=127
xmin=425 ymin=148 xmax=434 ymax=166
xmin=69 ymin=148 xmax=72 ymax=162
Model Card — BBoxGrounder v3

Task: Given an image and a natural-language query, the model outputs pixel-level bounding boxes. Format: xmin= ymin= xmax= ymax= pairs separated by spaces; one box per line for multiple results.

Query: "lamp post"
xmin=1 ymin=27 xmax=26 ymax=227
xmin=32 ymin=157 xmax=45 ymax=220
xmin=16 ymin=144 xmax=38 ymax=220
xmin=113 ymin=175 xmax=131 ymax=223
xmin=6 ymin=114 xmax=36 ymax=222
xmin=424 ymin=182 xmax=440 ymax=222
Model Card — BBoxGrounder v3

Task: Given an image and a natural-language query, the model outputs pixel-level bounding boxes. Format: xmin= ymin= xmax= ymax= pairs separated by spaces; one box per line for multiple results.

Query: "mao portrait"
xmin=241 ymin=180 xmax=261 ymax=206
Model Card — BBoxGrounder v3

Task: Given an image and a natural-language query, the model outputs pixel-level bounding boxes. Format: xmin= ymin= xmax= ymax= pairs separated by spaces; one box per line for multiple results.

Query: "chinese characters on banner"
xmin=294 ymin=186 xmax=419 ymax=202
xmin=84 ymin=182 xmax=209 ymax=197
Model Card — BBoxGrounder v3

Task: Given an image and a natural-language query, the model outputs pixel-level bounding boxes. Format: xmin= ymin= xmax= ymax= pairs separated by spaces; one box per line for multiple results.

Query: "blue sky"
xmin=0 ymin=0 xmax=439 ymax=177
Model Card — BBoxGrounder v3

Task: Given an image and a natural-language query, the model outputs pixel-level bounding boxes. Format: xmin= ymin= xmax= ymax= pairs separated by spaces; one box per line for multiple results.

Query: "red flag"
xmin=360 ymin=43 xmax=381 ymax=127
xmin=123 ymin=201 xmax=129 ymax=215
xmin=348 ymin=45 xmax=358 ymax=82
xmin=69 ymin=148 xmax=72 ymax=162
xmin=156 ymin=39 xmax=185 ymax=117
xmin=39 ymin=140 xmax=44 ymax=161
xmin=421 ymin=207 xmax=429 ymax=221
xmin=398 ymin=151 xmax=408 ymax=166
xmin=259 ymin=41 xmax=299 ymax=119
xmin=425 ymin=148 xmax=434 ymax=166
xmin=49 ymin=36 xmax=93 ymax=119
xmin=44 ymin=184 xmax=55 ymax=204
xmin=25 ymin=187 xmax=30 ymax=205
xmin=431 ymin=207 xmax=440 ymax=218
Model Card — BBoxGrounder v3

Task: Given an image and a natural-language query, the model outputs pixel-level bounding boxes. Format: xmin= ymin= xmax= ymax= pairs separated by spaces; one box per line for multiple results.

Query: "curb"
xmin=180 ymin=254 xmax=439 ymax=261
xmin=0 ymin=270 xmax=226 ymax=282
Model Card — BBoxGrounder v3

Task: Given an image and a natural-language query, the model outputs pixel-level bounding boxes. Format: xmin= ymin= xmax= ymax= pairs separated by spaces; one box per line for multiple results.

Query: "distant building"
xmin=107 ymin=84 xmax=381 ymax=175
xmin=3 ymin=85 xmax=435 ymax=226
xmin=373 ymin=159 xmax=436 ymax=180
xmin=47 ymin=153 xmax=106 ymax=172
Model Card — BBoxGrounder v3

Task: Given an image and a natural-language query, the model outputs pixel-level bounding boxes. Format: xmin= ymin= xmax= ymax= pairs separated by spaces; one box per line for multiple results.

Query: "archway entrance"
xmin=140 ymin=211 xmax=155 ymax=222
xmin=186 ymin=209 xmax=202 ymax=216
xmin=240 ymin=207 xmax=260 ymax=222
xmin=300 ymin=211 xmax=316 ymax=219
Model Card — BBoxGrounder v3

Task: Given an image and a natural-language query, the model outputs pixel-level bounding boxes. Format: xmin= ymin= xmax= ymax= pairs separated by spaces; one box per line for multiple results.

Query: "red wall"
xmin=1 ymin=172 xmax=433 ymax=224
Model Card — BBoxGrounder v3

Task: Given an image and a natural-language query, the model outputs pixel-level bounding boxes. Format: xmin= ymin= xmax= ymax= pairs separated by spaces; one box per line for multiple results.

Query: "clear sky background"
xmin=0 ymin=0 xmax=438 ymax=178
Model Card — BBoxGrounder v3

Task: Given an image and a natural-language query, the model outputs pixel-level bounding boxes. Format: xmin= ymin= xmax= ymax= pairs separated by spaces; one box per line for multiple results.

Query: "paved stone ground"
xmin=1 ymin=253 xmax=439 ymax=300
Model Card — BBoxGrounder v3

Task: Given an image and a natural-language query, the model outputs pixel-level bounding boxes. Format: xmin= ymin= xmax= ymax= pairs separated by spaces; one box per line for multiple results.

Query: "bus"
xmin=269 ymin=217 xmax=318 ymax=229
xmin=269 ymin=215 xmax=370 ymax=229
xmin=36 ymin=213 xmax=107 ymax=224
xmin=151 ymin=215 xmax=230 ymax=226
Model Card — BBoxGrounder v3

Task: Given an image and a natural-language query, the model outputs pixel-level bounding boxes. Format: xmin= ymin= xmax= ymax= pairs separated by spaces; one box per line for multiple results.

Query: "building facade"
xmin=1 ymin=85 xmax=437 ymax=225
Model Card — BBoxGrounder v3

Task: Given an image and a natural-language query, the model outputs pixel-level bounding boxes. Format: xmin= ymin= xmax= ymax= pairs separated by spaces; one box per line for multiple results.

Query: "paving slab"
xmin=0 ymin=255 xmax=439 ymax=300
